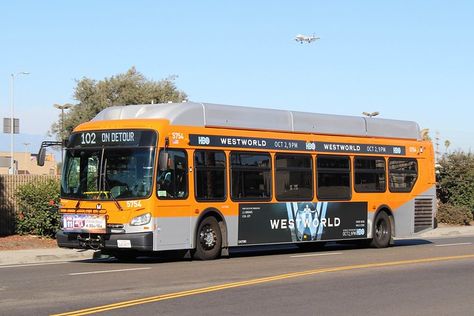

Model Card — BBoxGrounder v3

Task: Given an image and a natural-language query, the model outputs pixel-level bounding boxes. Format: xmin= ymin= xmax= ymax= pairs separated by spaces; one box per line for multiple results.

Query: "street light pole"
xmin=362 ymin=111 xmax=380 ymax=118
xmin=10 ymin=72 xmax=30 ymax=174
xmin=54 ymin=103 xmax=72 ymax=165
xmin=23 ymin=142 xmax=30 ymax=167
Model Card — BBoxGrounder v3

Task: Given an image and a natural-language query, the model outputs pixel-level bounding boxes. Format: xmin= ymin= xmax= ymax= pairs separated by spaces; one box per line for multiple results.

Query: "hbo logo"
xmin=198 ymin=136 xmax=210 ymax=145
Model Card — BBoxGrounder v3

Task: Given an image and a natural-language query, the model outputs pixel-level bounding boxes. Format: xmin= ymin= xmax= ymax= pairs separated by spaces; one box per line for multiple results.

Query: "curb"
xmin=0 ymin=248 xmax=98 ymax=266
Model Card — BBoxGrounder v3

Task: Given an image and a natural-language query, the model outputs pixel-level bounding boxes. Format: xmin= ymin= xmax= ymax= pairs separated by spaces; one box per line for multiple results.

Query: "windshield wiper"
xmin=101 ymin=158 xmax=124 ymax=212
xmin=98 ymin=147 xmax=105 ymax=194
xmin=105 ymin=179 xmax=124 ymax=212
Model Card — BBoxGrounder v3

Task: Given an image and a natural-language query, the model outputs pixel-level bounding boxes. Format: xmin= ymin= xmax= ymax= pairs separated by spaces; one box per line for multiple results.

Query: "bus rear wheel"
xmin=370 ymin=211 xmax=391 ymax=248
xmin=193 ymin=216 xmax=222 ymax=260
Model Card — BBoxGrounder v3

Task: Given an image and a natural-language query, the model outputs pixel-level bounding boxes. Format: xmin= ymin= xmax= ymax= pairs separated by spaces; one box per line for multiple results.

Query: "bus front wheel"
xmin=193 ymin=216 xmax=222 ymax=260
xmin=370 ymin=211 xmax=391 ymax=248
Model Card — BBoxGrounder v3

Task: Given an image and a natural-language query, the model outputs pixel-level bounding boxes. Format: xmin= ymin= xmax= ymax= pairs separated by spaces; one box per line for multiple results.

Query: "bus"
xmin=38 ymin=102 xmax=436 ymax=260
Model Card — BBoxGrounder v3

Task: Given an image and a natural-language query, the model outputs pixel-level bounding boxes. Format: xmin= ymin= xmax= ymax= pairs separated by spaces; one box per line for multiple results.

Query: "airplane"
xmin=295 ymin=34 xmax=320 ymax=44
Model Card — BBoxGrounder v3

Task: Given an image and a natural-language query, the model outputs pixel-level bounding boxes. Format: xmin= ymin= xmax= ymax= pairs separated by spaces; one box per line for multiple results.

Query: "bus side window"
xmin=194 ymin=150 xmax=226 ymax=201
xmin=316 ymin=155 xmax=351 ymax=200
xmin=275 ymin=154 xmax=313 ymax=201
xmin=157 ymin=149 xmax=188 ymax=199
xmin=388 ymin=158 xmax=418 ymax=192
xmin=230 ymin=152 xmax=272 ymax=201
xmin=354 ymin=156 xmax=386 ymax=193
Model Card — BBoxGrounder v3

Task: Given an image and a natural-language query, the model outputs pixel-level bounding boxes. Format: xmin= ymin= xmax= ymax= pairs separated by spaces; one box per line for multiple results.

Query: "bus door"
xmin=154 ymin=149 xmax=192 ymax=250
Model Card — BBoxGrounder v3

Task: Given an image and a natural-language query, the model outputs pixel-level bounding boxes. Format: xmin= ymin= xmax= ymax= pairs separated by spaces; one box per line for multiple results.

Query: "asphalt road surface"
xmin=1 ymin=236 xmax=474 ymax=316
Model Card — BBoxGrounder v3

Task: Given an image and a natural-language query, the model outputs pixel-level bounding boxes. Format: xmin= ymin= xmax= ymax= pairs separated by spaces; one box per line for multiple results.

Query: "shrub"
xmin=436 ymin=203 xmax=473 ymax=226
xmin=15 ymin=178 xmax=60 ymax=237
xmin=437 ymin=151 xmax=474 ymax=216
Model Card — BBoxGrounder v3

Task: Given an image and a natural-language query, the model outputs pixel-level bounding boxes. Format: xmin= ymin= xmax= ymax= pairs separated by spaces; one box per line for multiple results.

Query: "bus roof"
xmin=92 ymin=102 xmax=421 ymax=140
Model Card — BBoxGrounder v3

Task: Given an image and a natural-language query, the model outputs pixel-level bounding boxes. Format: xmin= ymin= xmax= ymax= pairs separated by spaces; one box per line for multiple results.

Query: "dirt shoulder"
xmin=0 ymin=235 xmax=57 ymax=251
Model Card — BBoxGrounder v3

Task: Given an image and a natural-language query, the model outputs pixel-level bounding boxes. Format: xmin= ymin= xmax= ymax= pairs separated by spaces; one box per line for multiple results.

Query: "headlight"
xmin=130 ymin=213 xmax=151 ymax=226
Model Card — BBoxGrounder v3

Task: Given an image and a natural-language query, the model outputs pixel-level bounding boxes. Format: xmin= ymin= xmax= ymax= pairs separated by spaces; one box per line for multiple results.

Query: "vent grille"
xmin=414 ymin=198 xmax=433 ymax=233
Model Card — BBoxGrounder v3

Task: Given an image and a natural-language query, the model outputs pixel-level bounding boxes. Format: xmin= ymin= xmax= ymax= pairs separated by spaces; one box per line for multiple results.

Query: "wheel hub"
xmin=375 ymin=220 xmax=388 ymax=239
xmin=200 ymin=225 xmax=216 ymax=249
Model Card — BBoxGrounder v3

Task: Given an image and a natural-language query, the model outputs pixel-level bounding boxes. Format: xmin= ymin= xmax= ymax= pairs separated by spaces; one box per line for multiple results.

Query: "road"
xmin=1 ymin=236 xmax=474 ymax=316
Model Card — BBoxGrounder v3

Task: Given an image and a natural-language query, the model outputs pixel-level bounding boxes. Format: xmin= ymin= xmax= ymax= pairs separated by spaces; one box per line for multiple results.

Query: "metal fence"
xmin=0 ymin=175 xmax=59 ymax=235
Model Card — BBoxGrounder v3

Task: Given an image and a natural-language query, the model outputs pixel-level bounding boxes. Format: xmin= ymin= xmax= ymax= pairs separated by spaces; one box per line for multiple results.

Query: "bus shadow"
xmin=77 ymin=246 xmax=337 ymax=264
xmin=393 ymin=238 xmax=433 ymax=247
xmin=230 ymin=243 xmax=338 ymax=258
xmin=229 ymin=238 xmax=433 ymax=258
xmin=87 ymin=250 xmax=195 ymax=264
xmin=77 ymin=238 xmax=434 ymax=264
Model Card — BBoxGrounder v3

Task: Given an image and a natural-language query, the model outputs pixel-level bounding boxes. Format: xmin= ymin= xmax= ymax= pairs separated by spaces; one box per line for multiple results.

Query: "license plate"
xmin=117 ymin=240 xmax=132 ymax=248
xmin=62 ymin=214 xmax=107 ymax=234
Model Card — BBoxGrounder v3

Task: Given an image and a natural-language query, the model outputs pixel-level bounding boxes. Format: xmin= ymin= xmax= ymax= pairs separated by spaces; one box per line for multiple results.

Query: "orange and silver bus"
xmin=40 ymin=102 xmax=436 ymax=260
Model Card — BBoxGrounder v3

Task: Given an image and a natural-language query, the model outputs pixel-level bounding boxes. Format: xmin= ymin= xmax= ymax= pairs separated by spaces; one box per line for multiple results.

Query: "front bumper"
xmin=56 ymin=231 xmax=153 ymax=251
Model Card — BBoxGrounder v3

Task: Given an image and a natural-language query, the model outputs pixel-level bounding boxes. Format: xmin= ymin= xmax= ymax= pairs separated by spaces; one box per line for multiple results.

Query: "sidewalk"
xmin=1 ymin=226 xmax=474 ymax=266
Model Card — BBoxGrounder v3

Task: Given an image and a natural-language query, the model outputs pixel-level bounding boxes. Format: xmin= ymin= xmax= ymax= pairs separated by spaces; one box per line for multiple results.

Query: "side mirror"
xmin=36 ymin=140 xmax=63 ymax=166
xmin=37 ymin=147 xmax=46 ymax=166
xmin=159 ymin=152 xmax=169 ymax=171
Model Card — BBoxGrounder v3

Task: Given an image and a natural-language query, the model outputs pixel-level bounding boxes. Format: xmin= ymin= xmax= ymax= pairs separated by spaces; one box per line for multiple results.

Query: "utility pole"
xmin=435 ymin=131 xmax=440 ymax=162
xmin=9 ymin=72 xmax=30 ymax=174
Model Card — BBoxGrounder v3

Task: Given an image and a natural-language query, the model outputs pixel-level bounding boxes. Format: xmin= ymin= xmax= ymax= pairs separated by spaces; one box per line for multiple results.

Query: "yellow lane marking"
xmin=52 ymin=254 xmax=474 ymax=316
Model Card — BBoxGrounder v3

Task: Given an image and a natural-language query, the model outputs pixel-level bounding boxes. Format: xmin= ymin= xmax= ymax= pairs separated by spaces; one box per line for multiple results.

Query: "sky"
xmin=1 ymin=0 xmax=473 ymax=156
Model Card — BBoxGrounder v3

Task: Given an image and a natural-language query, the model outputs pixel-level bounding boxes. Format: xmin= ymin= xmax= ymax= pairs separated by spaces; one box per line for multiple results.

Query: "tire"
xmin=193 ymin=216 xmax=222 ymax=260
xmin=370 ymin=211 xmax=391 ymax=248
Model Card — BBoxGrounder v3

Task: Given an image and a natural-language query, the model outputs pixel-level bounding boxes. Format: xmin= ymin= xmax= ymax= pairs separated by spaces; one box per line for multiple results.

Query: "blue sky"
xmin=1 ymin=0 xmax=473 ymax=155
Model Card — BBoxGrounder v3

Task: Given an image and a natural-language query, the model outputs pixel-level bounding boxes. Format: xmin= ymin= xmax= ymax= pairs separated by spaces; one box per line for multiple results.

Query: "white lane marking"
xmin=435 ymin=242 xmax=472 ymax=247
xmin=68 ymin=267 xmax=151 ymax=276
xmin=0 ymin=262 xmax=68 ymax=269
xmin=291 ymin=252 xmax=343 ymax=258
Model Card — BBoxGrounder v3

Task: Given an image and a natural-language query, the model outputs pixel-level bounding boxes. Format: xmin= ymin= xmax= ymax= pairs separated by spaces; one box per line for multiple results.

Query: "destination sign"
xmin=68 ymin=130 xmax=157 ymax=148
xmin=189 ymin=134 xmax=406 ymax=155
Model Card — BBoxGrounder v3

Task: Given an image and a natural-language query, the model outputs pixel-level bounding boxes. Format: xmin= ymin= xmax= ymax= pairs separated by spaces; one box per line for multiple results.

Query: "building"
xmin=0 ymin=151 xmax=57 ymax=175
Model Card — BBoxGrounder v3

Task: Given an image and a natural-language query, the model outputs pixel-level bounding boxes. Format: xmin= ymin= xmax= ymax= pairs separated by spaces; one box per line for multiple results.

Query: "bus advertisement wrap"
xmin=190 ymin=134 xmax=406 ymax=155
xmin=238 ymin=202 xmax=368 ymax=245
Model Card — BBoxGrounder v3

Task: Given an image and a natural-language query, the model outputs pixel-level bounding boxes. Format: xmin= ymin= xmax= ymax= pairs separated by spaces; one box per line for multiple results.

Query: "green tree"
xmin=444 ymin=139 xmax=451 ymax=153
xmin=51 ymin=67 xmax=187 ymax=138
xmin=437 ymin=151 xmax=474 ymax=215
xmin=420 ymin=128 xmax=431 ymax=141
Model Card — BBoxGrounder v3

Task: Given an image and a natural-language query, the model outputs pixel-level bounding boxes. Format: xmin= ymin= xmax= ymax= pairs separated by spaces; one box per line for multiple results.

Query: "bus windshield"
xmin=62 ymin=147 xmax=156 ymax=200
